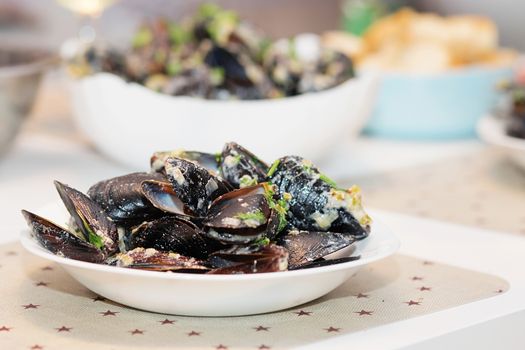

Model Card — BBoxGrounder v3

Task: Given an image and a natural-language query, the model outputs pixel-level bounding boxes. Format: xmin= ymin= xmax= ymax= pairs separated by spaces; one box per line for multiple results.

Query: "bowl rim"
xmin=20 ymin=214 xmax=399 ymax=282
xmin=75 ymin=70 xmax=371 ymax=105
xmin=0 ymin=47 xmax=59 ymax=78
xmin=358 ymin=60 xmax=517 ymax=79
xmin=477 ymin=114 xmax=525 ymax=151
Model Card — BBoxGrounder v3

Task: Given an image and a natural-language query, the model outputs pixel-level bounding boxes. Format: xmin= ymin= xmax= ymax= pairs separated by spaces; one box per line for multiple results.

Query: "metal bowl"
xmin=0 ymin=48 xmax=57 ymax=154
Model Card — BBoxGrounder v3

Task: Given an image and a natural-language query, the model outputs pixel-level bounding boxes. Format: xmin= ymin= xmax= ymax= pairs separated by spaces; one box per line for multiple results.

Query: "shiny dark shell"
xmin=110 ymin=247 xmax=209 ymax=272
xmin=203 ymin=184 xmax=274 ymax=244
xmin=87 ymin=172 xmax=166 ymax=226
xmin=269 ymin=156 xmax=367 ymax=239
xmin=141 ymin=180 xmax=196 ymax=219
xmin=219 ymin=142 xmax=269 ymax=189
xmin=128 ymin=216 xmax=222 ymax=260
xmin=207 ymin=244 xmax=288 ymax=274
xmin=164 ymin=157 xmax=231 ymax=217
xmin=55 ymin=181 xmax=118 ymax=255
xmin=151 ymin=150 xmax=219 ymax=175
xmin=278 ymin=230 xmax=355 ymax=269
xmin=22 ymin=210 xmax=105 ymax=263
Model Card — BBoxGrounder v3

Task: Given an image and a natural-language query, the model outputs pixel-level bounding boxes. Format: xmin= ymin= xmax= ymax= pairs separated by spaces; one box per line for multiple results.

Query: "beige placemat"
xmin=350 ymin=148 xmax=525 ymax=235
xmin=0 ymin=242 xmax=507 ymax=350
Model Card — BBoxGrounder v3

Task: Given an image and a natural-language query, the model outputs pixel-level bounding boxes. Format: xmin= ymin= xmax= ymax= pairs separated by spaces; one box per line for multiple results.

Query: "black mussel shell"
xmin=207 ymin=244 xmax=288 ymax=274
xmin=288 ymin=256 xmax=360 ymax=270
xmin=87 ymin=172 xmax=166 ymax=226
xmin=205 ymin=46 xmax=253 ymax=87
xmin=22 ymin=210 xmax=105 ymax=263
xmin=164 ymin=157 xmax=231 ymax=217
xmin=269 ymin=156 xmax=369 ymax=239
xmin=278 ymin=230 xmax=356 ymax=269
xmin=203 ymin=184 xmax=274 ymax=244
xmin=151 ymin=150 xmax=219 ymax=175
xmin=128 ymin=216 xmax=223 ymax=260
xmin=109 ymin=247 xmax=209 ymax=273
xmin=54 ymin=181 xmax=118 ymax=255
xmin=219 ymin=142 xmax=269 ymax=189
xmin=141 ymin=180 xmax=196 ymax=219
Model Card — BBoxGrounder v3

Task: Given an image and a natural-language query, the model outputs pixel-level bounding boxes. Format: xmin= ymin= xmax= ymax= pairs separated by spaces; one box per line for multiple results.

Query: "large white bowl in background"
xmin=69 ymin=72 xmax=377 ymax=169
xmin=20 ymin=203 xmax=399 ymax=317
xmin=477 ymin=115 xmax=525 ymax=170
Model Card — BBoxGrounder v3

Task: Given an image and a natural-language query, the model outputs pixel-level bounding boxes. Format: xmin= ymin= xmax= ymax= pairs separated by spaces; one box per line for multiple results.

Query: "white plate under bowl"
xmin=477 ymin=115 xmax=525 ymax=170
xmin=20 ymin=204 xmax=399 ymax=317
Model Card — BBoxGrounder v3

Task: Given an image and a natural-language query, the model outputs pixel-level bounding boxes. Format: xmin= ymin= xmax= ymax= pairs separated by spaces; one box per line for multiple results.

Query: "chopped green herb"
xmin=210 ymin=67 xmax=225 ymax=85
xmin=239 ymin=175 xmax=258 ymax=188
xmin=319 ymin=173 xmax=338 ymax=187
xmin=235 ymin=210 xmax=266 ymax=224
xmin=197 ymin=3 xmax=221 ymax=19
xmin=214 ymin=152 xmax=222 ymax=164
xmin=132 ymin=27 xmax=153 ymax=48
xmin=266 ymin=159 xmax=280 ymax=177
xmin=80 ymin=215 xmax=104 ymax=249
xmin=254 ymin=237 xmax=270 ymax=246
xmin=167 ymin=61 xmax=182 ymax=76
xmin=168 ymin=24 xmax=191 ymax=45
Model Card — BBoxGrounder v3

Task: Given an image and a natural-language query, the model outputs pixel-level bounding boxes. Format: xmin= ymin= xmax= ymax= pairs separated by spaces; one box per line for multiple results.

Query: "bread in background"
xmin=323 ymin=8 xmax=516 ymax=73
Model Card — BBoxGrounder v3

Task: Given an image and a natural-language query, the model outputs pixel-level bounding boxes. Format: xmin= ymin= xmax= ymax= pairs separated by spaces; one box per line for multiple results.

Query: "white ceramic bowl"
xmin=69 ymin=73 xmax=377 ymax=169
xmin=20 ymin=204 xmax=399 ymax=317
xmin=477 ymin=115 xmax=525 ymax=170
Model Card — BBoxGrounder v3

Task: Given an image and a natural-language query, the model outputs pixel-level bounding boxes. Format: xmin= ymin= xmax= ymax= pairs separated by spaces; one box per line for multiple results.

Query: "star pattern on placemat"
xmin=5 ymin=251 xmax=17 ymax=256
xmin=129 ymin=329 xmax=144 ymax=335
xmin=258 ymin=345 xmax=271 ymax=350
xmin=404 ymin=300 xmax=422 ymax=306
xmin=294 ymin=310 xmax=312 ymax=316
xmin=22 ymin=303 xmax=39 ymax=309
xmin=0 ymin=326 xmax=12 ymax=332
xmin=253 ymin=326 xmax=270 ymax=331
xmin=355 ymin=292 xmax=369 ymax=298
xmin=215 ymin=344 xmax=228 ymax=349
xmin=187 ymin=331 xmax=201 ymax=336
xmin=35 ymin=281 xmax=49 ymax=287
xmin=324 ymin=327 xmax=340 ymax=333
xmin=419 ymin=286 xmax=432 ymax=291
xmin=354 ymin=310 xmax=373 ymax=316
xmin=55 ymin=326 xmax=72 ymax=332
xmin=41 ymin=266 xmax=53 ymax=271
xmin=29 ymin=345 xmax=43 ymax=350
xmin=159 ymin=318 xmax=176 ymax=325
xmin=100 ymin=310 xmax=119 ymax=316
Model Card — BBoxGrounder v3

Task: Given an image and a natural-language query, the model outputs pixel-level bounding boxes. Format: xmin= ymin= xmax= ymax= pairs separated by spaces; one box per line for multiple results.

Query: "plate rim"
xmin=20 ymin=208 xmax=400 ymax=282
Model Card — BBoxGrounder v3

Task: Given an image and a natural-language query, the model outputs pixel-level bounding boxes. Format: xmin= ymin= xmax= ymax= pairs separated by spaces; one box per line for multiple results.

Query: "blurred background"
xmin=1 ymin=0 xmax=524 ymax=235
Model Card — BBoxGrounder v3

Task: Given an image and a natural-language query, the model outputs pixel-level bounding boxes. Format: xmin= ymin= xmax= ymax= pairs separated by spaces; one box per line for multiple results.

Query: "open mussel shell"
xmin=151 ymin=150 xmax=219 ymax=175
xmin=109 ymin=247 xmax=209 ymax=273
xmin=22 ymin=210 xmax=105 ymax=263
xmin=219 ymin=142 xmax=269 ymax=189
xmin=269 ymin=156 xmax=369 ymax=238
xmin=203 ymin=184 xmax=275 ymax=244
xmin=277 ymin=230 xmax=356 ymax=269
xmin=87 ymin=172 xmax=167 ymax=227
xmin=207 ymin=244 xmax=288 ymax=274
xmin=141 ymin=180 xmax=196 ymax=219
xmin=128 ymin=216 xmax=223 ymax=260
xmin=54 ymin=181 xmax=118 ymax=255
xmin=164 ymin=157 xmax=231 ymax=217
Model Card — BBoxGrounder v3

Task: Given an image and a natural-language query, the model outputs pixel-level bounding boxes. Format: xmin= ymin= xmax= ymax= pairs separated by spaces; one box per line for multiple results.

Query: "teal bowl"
xmin=363 ymin=65 xmax=514 ymax=139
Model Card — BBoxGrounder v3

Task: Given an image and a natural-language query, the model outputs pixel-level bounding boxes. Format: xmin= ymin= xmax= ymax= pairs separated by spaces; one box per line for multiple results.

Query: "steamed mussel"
xmin=22 ymin=142 xmax=371 ymax=274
